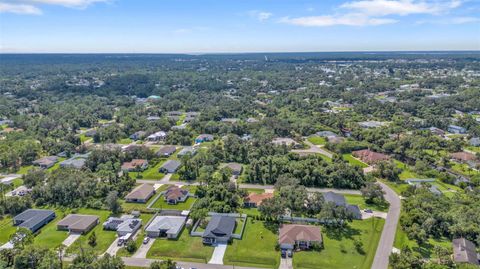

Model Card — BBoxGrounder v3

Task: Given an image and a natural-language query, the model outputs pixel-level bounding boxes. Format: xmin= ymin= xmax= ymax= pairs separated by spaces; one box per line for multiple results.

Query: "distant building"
xmin=13 ymin=209 xmax=55 ymax=233
xmin=244 ymin=192 xmax=274 ymax=208
xmin=323 ymin=192 xmax=361 ymax=219
xmin=195 ymin=134 xmax=214 ymax=144
xmin=60 ymin=154 xmax=88 ymax=169
xmin=469 ymin=137 xmax=480 ymax=147
xmin=358 ymin=121 xmax=388 ymax=128
xmin=129 ymin=131 xmax=147 ymax=141
xmin=272 ymin=137 xmax=300 ymax=148
xmin=450 ymin=152 xmax=477 ymax=163
xmin=448 ymin=125 xmax=467 ymax=134
xmin=315 ymin=131 xmax=337 ymax=137
xmin=121 ymin=159 xmax=148 ymax=172
xmin=224 ymin=163 xmax=243 ymax=177
xmin=125 ymin=183 xmax=155 ymax=203
xmin=352 ymin=149 xmax=390 ymax=165
xmin=147 ymin=131 xmax=167 ymax=142
xmin=177 ymin=146 xmax=197 ymax=157
xmin=159 ymin=160 xmax=181 ymax=174
xmin=156 ymin=145 xmax=177 ymax=157
xmin=32 ymin=156 xmax=58 ymax=169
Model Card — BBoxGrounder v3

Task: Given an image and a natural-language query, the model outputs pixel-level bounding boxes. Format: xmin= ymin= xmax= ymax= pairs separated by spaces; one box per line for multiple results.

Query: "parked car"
xmin=364 ymin=209 xmax=373 ymax=213
xmin=143 ymin=237 xmax=150 ymax=244
xmin=281 ymin=250 xmax=287 ymax=258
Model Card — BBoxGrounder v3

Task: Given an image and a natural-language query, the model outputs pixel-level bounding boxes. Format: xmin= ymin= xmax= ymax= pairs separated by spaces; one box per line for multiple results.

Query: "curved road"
xmin=371 ymin=181 xmax=401 ymax=269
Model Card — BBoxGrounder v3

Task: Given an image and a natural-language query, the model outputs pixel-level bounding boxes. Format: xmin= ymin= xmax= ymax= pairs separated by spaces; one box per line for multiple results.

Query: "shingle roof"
xmin=452 ymin=238 xmax=479 ymax=265
xmin=203 ymin=215 xmax=236 ymax=239
xmin=451 ymin=152 xmax=476 ymax=162
xmin=352 ymin=149 xmax=390 ymax=164
xmin=279 ymin=224 xmax=322 ymax=245
xmin=121 ymin=159 xmax=148 ymax=170
xmin=125 ymin=183 xmax=155 ymax=200
xmin=160 ymin=160 xmax=181 ymax=172
xmin=323 ymin=191 xmax=346 ymax=207
xmin=156 ymin=146 xmax=176 ymax=155
xmin=57 ymin=214 xmax=99 ymax=231
xmin=14 ymin=209 xmax=55 ymax=230
xmin=244 ymin=193 xmax=274 ymax=205
xmin=164 ymin=186 xmax=189 ymax=201
xmin=146 ymin=216 xmax=186 ymax=234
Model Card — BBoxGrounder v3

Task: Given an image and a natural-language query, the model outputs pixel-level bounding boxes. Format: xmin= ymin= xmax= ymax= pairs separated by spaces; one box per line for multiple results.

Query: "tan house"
xmin=352 ymin=149 xmax=390 ymax=165
xmin=125 ymin=183 xmax=155 ymax=203
xmin=450 ymin=152 xmax=477 ymax=163
xmin=452 ymin=238 xmax=479 ymax=265
xmin=244 ymin=192 xmax=274 ymax=207
xmin=57 ymin=214 xmax=99 ymax=234
xmin=279 ymin=224 xmax=322 ymax=250
xmin=121 ymin=159 xmax=148 ymax=172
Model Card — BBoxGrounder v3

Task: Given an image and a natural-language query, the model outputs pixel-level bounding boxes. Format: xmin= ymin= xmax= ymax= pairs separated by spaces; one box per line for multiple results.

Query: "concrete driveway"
xmin=279 ymin=257 xmax=293 ymax=269
xmin=132 ymin=238 xmax=155 ymax=258
xmin=208 ymin=244 xmax=227 ymax=265
xmin=62 ymin=234 xmax=81 ymax=247
xmin=105 ymin=238 xmax=122 ymax=256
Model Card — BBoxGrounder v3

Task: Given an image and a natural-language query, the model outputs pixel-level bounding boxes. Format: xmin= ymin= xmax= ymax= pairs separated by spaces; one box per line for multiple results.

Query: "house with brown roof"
xmin=32 ymin=156 xmax=58 ymax=169
xmin=352 ymin=149 xmax=390 ymax=165
xmin=156 ymin=145 xmax=177 ymax=157
xmin=125 ymin=183 xmax=155 ymax=203
xmin=57 ymin=214 xmax=99 ymax=234
xmin=279 ymin=224 xmax=322 ymax=250
xmin=452 ymin=238 xmax=479 ymax=265
xmin=450 ymin=152 xmax=477 ymax=163
xmin=121 ymin=159 xmax=148 ymax=172
xmin=244 ymin=192 xmax=274 ymax=207
xmin=163 ymin=186 xmax=189 ymax=205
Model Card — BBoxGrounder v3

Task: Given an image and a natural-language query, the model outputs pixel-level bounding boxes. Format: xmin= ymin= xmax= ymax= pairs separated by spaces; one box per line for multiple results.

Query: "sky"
xmin=0 ymin=0 xmax=479 ymax=53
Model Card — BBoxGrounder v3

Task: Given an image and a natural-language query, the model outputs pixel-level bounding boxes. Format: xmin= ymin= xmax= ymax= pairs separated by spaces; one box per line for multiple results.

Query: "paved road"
xmin=371 ymin=181 xmax=401 ymax=269
xmin=122 ymin=257 xmax=262 ymax=269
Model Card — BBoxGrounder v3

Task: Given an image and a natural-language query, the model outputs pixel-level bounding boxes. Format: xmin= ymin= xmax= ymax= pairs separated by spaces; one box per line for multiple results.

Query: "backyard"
xmin=342 ymin=154 xmax=368 ymax=168
xmin=344 ymin=194 xmax=389 ymax=212
xmin=128 ymin=160 xmax=166 ymax=180
xmin=307 ymin=136 xmax=326 ymax=145
xmin=293 ymin=218 xmax=385 ymax=269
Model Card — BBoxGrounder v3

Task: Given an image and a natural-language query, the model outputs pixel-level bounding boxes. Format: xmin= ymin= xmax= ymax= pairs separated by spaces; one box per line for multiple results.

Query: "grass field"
xmin=16 ymin=165 xmax=34 ymax=175
xmin=0 ymin=216 xmax=17 ymax=244
xmin=67 ymin=208 xmax=116 ymax=255
xmin=394 ymin=160 xmax=426 ymax=180
xmin=118 ymin=138 xmax=133 ymax=145
xmin=147 ymin=228 xmax=214 ymax=263
xmin=344 ymin=194 xmax=389 ymax=212
xmin=394 ymin=225 xmax=451 ymax=258
xmin=307 ymin=136 xmax=327 ymax=145
xmin=129 ymin=160 xmax=166 ymax=180
xmin=224 ymin=218 xmax=280 ymax=268
xmin=293 ymin=218 xmax=384 ymax=269
xmin=33 ymin=209 xmax=69 ymax=249
xmin=342 ymin=154 xmax=368 ymax=168
xmin=47 ymin=157 xmax=66 ymax=172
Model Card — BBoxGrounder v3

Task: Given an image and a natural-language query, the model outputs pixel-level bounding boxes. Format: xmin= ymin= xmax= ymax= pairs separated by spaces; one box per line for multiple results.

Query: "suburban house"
xmin=13 ymin=209 xmax=56 ymax=233
xmin=156 ymin=145 xmax=177 ymax=157
xmin=84 ymin=129 xmax=97 ymax=137
xmin=32 ymin=156 xmax=58 ymax=169
xmin=121 ymin=159 xmax=148 ymax=172
xmin=279 ymin=224 xmax=322 ymax=251
xmin=202 ymin=215 xmax=236 ymax=245
xmin=426 ymin=127 xmax=446 ymax=136
xmin=195 ymin=134 xmax=214 ymax=144
xmin=145 ymin=215 xmax=187 ymax=239
xmin=452 ymin=238 xmax=479 ymax=265
xmin=125 ymin=183 xmax=155 ymax=203
xmin=159 ymin=160 xmax=181 ymax=174
xmin=163 ymin=186 xmax=189 ymax=204
xmin=177 ymin=146 xmax=197 ymax=157
xmin=352 ymin=149 xmax=390 ymax=165
xmin=315 ymin=131 xmax=337 ymax=137
xmin=470 ymin=137 xmax=480 ymax=147
xmin=146 ymin=116 xmax=161 ymax=121
xmin=9 ymin=185 xmax=32 ymax=197
xmin=57 ymin=214 xmax=99 ymax=234
xmin=448 ymin=125 xmax=467 ymax=134
xmin=60 ymin=154 xmax=89 ymax=169
xmin=129 ymin=131 xmax=146 ymax=141
xmin=450 ymin=152 xmax=477 ymax=163
xmin=224 ymin=163 xmax=243 ymax=177
xmin=272 ymin=137 xmax=300 ymax=148
xmin=323 ymin=191 xmax=362 ymax=219
xmin=244 ymin=192 xmax=274 ymax=207
xmin=183 ymin=112 xmax=200 ymax=123
xmin=221 ymin=118 xmax=239 ymax=124
xmin=103 ymin=217 xmax=142 ymax=236
xmin=147 ymin=131 xmax=167 ymax=142
xmin=358 ymin=121 xmax=388 ymax=128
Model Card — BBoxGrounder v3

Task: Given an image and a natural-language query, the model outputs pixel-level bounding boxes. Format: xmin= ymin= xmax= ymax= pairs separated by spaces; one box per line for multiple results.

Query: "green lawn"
xmin=67 ymin=208 xmax=116 ymax=255
xmin=33 ymin=210 xmax=69 ymax=249
xmin=224 ymin=218 xmax=280 ymax=268
xmin=0 ymin=216 xmax=17 ymax=244
xmin=150 ymin=194 xmax=196 ymax=210
xmin=450 ymin=162 xmax=479 ymax=177
xmin=379 ymin=179 xmax=410 ymax=195
xmin=16 ymin=165 xmax=34 ymax=175
xmin=129 ymin=160 xmax=166 ymax=180
xmin=293 ymin=218 xmax=385 ymax=269
xmin=239 ymin=207 xmax=261 ymax=217
xmin=307 ymin=136 xmax=326 ymax=145
xmin=47 ymin=157 xmax=66 ymax=172
xmin=79 ymin=134 xmax=90 ymax=143
xmin=342 ymin=154 xmax=368 ymax=168
xmin=118 ymin=138 xmax=133 ymax=145
xmin=466 ymin=146 xmax=480 ymax=153
xmin=147 ymin=228 xmax=214 ymax=263
xmin=394 ymin=160 xmax=426 ymax=180
xmin=344 ymin=194 xmax=389 ymax=212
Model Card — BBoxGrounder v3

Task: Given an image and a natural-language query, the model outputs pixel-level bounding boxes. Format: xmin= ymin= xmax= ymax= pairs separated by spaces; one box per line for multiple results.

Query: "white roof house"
xmin=145 ymin=216 xmax=187 ymax=239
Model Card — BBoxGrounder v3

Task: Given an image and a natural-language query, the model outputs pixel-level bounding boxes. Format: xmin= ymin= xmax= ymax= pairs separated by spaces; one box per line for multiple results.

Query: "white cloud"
xmin=249 ymin=10 xmax=273 ymax=21
xmin=0 ymin=3 xmax=42 ymax=14
xmin=341 ymin=0 xmax=462 ymax=16
xmin=281 ymin=13 xmax=397 ymax=26
xmin=417 ymin=16 xmax=480 ymax=24
xmin=29 ymin=0 xmax=109 ymax=8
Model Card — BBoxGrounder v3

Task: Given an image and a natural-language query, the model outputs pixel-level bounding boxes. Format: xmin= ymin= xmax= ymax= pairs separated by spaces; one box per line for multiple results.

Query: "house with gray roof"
xmin=452 ymin=238 xmax=479 ymax=265
xmin=224 ymin=163 xmax=243 ymax=177
xmin=177 ymin=146 xmax=197 ymax=157
xmin=57 ymin=214 xmax=99 ymax=234
xmin=145 ymin=215 xmax=187 ymax=239
xmin=448 ymin=125 xmax=467 ymax=134
xmin=195 ymin=134 xmax=214 ymax=144
xmin=315 ymin=131 xmax=337 ymax=137
xmin=159 ymin=160 xmax=181 ymax=174
xmin=125 ymin=183 xmax=155 ymax=203
xmin=470 ymin=137 xmax=480 ymax=147
xmin=60 ymin=154 xmax=89 ymax=169
xmin=202 ymin=215 xmax=236 ymax=245
xmin=13 ymin=209 xmax=55 ymax=233
xmin=103 ymin=217 xmax=142 ymax=236
xmin=322 ymin=192 xmax=361 ymax=219
xmin=156 ymin=145 xmax=177 ymax=157
xmin=32 ymin=156 xmax=58 ymax=169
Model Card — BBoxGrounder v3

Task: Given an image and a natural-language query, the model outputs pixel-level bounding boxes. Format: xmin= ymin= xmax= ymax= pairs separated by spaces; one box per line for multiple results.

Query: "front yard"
xmin=224 ymin=218 xmax=280 ymax=268
xmin=147 ymin=228 xmax=214 ymax=263
xmin=293 ymin=218 xmax=385 ymax=269
xmin=0 ymin=216 xmax=17 ymax=244
xmin=344 ymin=194 xmax=389 ymax=212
